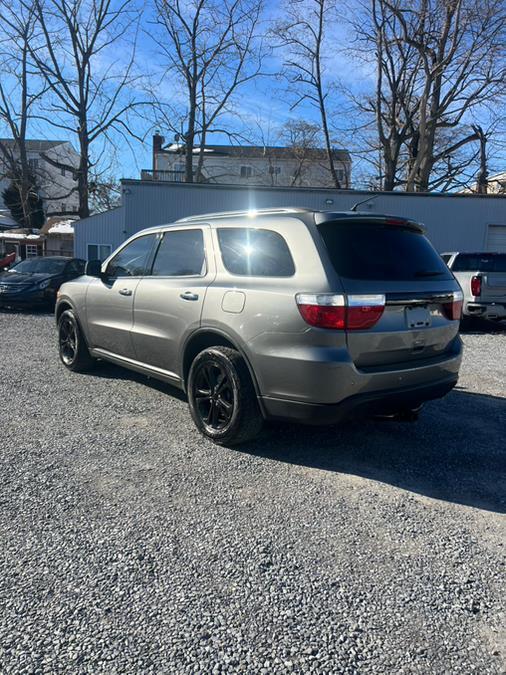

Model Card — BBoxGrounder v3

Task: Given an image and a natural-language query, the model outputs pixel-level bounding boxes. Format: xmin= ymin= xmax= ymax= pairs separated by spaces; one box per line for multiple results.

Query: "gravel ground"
xmin=0 ymin=311 xmax=504 ymax=674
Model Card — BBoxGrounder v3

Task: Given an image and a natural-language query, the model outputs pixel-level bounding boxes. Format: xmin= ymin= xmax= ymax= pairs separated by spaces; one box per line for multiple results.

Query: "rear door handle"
xmin=180 ymin=291 xmax=199 ymax=301
xmin=119 ymin=288 xmax=132 ymax=296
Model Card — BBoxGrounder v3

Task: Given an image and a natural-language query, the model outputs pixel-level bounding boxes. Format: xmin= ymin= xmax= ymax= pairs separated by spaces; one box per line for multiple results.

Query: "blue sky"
xmin=1 ymin=0 xmax=502 ymax=189
xmin=0 ymin=0 xmax=368 ymax=181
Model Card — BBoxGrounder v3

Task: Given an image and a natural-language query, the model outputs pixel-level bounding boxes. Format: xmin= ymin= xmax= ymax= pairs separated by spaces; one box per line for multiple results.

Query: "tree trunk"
xmin=78 ymin=118 xmax=90 ymax=219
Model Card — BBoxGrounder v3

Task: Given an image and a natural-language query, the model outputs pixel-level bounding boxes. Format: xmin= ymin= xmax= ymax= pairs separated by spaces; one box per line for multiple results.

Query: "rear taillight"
xmin=441 ymin=290 xmax=463 ymax=321
xmin=296 ymin=293 xmax=385 ymax=330
xmin=347 ymin=294 xmax=386 ymax=329
xmin=471 ymin=275 xmax=481 ymax=297
xmin=296 ymin=294 xmax=346 ymax=329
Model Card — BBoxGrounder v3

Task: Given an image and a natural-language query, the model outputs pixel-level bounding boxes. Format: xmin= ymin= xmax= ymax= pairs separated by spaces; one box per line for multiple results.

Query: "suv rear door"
xmin=130 ymin=226 xmax=214 ymax=377
xmin=316 ymin=218 xmax=461 ymax=368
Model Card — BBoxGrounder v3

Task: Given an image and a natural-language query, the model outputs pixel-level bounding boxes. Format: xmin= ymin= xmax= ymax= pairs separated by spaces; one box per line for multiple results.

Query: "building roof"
xmin=0 ymin=138 xmax=68 ymax=153
xmin=161 ymin=143 xmax=351 ymax=162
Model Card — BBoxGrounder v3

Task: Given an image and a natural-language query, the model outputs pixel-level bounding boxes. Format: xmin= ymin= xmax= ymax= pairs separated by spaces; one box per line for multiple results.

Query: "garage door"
xmin=487 ymin=225 xmax=506 ymax=252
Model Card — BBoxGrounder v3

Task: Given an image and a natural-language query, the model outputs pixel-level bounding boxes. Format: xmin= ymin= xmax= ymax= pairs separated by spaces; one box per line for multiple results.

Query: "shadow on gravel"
xmin=58 ymin=350 xmax=505 ymax=513
xmin=459 ymin=317 xmax=506 ymax=334
xmin=90 ymin=361 xmax=188 ymax=401
xmin=240 ymin=388 xmax=506 ymax=514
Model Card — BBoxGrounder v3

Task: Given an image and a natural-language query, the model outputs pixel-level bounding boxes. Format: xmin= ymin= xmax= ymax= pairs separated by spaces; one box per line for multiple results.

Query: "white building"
xmin=74 ymin=180 xmax=506 ymax=261
xmin=142 ymin=134 xmax=352 ymax=188
xmin=0 ymin=138 xmax=80 ymax=217
xmin=462 ymin=172 xmax=506 ymax=195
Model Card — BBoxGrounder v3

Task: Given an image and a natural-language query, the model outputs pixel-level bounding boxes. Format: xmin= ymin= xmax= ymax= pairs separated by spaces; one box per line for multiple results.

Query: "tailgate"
xmin=316 ymin=219 xmax=461 ymax=368
xmin=481 ymin=272 xmax=506 ymax=301
xmin=342 ymin=282 xmax=460 ymax=368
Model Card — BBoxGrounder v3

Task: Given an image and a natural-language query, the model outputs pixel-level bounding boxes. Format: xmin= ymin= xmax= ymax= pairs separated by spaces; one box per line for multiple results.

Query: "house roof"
xmin=0 ymin=138 xmax=68 ymax=152
xmin=161 ymin=143 xmax=351 ymax=162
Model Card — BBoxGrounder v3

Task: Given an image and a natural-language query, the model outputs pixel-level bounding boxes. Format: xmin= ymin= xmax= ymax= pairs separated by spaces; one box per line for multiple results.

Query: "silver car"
xmin=56 ymin=208 xmax=464 ymax=445
xmin=441 ymin=251 xmax=506 ymax=323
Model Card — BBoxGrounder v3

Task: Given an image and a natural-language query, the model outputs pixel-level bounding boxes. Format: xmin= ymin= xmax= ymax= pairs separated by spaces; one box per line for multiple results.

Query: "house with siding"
xmin=142 ymin=134 xmax=352 ymax=188
xmin=0 ymin=138 xmax=80 ymax=217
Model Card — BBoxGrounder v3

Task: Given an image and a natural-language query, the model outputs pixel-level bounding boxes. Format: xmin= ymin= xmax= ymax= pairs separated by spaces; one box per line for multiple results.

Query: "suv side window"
xmin=218 ymin=228 xmax=295 ymax=277
xmin=151 ymin=229 xmax=206 ymax=276
xmin=107 ymin=235 xmax=156 ymax=277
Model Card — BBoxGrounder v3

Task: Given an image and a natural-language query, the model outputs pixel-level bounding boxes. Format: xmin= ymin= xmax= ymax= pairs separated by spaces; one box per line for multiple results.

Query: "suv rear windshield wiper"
xmin=414 ymin=270 xmax=446 ymax=277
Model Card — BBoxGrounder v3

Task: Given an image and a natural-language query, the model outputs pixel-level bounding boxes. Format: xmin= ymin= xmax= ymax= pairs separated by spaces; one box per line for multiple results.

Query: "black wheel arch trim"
xmin=181 ymin=327 xmax=265 ymax=415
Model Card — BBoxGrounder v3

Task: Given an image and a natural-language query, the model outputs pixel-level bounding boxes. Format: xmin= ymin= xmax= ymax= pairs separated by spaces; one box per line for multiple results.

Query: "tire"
xmin=58 ymin=309 xmax=95 ymax=372
xmin=187 ymin=346 xmax=264 ymax=446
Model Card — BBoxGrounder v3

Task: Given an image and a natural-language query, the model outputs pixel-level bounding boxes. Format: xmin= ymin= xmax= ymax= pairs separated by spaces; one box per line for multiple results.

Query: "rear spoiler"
xmin=314 ymin=213 xmax=424 ymax=234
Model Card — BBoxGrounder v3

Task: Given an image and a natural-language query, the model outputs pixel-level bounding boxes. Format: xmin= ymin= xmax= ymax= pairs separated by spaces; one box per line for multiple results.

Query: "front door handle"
xmin=119 ymin=288 xmax=133 ymax=296
xmin=180 ymin=291 xmax=199 ymax=301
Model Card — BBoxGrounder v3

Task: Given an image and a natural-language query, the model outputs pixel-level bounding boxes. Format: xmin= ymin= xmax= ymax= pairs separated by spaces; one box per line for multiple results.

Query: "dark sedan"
xmin=0 ymin=256 xmax=85 ymax=309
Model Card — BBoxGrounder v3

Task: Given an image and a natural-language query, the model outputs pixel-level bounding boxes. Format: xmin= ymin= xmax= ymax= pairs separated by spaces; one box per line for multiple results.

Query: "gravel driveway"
xmin=0 ymin=311 xmax=504 ymax=674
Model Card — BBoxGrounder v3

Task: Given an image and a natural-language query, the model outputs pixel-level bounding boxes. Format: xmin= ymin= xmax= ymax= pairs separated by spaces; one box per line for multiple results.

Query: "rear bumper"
xmin=464 ymin=301 xmax=506 ymax=319
xmin=261 ymin=374 xmax=458 ymax=425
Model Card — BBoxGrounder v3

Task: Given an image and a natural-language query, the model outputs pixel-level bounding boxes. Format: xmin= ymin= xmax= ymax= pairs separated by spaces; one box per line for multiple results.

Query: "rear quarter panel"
xmin=199 ymin=215 xmax=348 ymax=400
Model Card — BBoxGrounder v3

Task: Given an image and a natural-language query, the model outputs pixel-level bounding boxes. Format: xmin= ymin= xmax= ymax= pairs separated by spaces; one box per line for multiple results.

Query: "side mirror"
xmin=85 ymin=259 xmax=103 ymax=278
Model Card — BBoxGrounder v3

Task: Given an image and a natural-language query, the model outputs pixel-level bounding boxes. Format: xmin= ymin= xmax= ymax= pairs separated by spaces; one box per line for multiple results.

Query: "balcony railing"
xmin=141 ymin=169 xmax=187 ymax=182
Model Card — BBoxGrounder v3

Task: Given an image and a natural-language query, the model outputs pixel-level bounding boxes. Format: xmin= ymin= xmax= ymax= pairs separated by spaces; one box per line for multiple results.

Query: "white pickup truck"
xmin=442 ymin=252 xmax=506 ymax=323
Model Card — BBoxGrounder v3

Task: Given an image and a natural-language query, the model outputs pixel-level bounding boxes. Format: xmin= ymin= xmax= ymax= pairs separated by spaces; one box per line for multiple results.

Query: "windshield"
xmin=9 ymin=258 xmax=67 ymax=275
xmin=317 ymin=221 xmax=453 ymax=281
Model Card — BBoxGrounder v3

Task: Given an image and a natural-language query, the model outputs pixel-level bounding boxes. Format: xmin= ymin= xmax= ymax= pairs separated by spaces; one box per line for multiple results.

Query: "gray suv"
xmin=56 ymin=208 xmax=463 ymax=445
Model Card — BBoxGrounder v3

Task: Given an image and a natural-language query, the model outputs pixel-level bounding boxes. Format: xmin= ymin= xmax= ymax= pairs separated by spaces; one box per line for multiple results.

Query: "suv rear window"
xmin=452 ymin=253 xmax=506 ymax=273
xmin=317 ymin=221 xmax=453 ymax=281
xmin=218 ymin=228 xmax=295 ymax=277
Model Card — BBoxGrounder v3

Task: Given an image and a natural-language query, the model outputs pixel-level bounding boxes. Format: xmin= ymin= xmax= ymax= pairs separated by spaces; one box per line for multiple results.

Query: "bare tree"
xmin=24 ymin=0 xmax=140 ymax=218
xmin=355 ymin=0 xmax=505 ymax=192
xmin=273 ymin=0 xmax=344 ymax=188
xmin=150 ymin=0 xmax=265 ymax=184
xmin=89 ymin=172 xmax=122 ymax=213
xmin=0 ymin=0 xmax=47 ymax=226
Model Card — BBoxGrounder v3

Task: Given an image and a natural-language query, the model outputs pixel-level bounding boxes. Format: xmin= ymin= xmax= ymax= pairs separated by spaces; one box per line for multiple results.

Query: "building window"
xmin=240 ymin=166 xmax=253 ymax=178
xmin=269 ymin=166 xmax=281 ymax=175
xmin=26 ymin=245 xmax=39 ymax=258
xmin=61 ymin=203 xmax=66 ymax=213
xmin=87 ymin=244 xmax=112 ymax=261
xmin=337 ymin=169 xmax=345 ymax=183
xmin=61 ymin=167 xmax=66 ymax=177
xmin=28 ymin=158 xmax=39 ymax=171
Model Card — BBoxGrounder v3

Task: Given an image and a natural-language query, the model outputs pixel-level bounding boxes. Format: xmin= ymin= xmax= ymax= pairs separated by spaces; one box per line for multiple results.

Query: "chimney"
xmin=152 ymin=131 xmax=164 ymax=173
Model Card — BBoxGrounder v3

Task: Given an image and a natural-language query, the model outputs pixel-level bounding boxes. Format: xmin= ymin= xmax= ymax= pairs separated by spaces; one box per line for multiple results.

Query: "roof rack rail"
xmin=176 ymin=207 xmax=313 ymax=223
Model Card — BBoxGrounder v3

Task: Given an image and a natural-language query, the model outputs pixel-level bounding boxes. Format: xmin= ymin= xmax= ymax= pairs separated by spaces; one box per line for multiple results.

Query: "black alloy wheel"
xmin=193 ymin=360 xmax=234 ymax=431
xmin=59 ymin=314 xmax=78 ymax=366
xmin=187 ymin=346 xmax=264 ymax=445
xmin=57 ymin=309 xmax=95 ymax=372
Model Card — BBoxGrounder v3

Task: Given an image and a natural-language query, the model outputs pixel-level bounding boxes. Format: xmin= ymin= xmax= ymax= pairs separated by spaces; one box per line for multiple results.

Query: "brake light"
xmin=347 ymin=295 xmax=385 ymax=329
xmin=385 ymin=218 xmax=407 ymax=226
xmin=296 ymin=293 xmax=385 ymax=330
xmin=471 ymin=275 xmax=481 ymax=297
xmin=296 ymin=294 xmax=346 ymax=329
xmin=441 ymin=290 xmax=463 ymax=321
